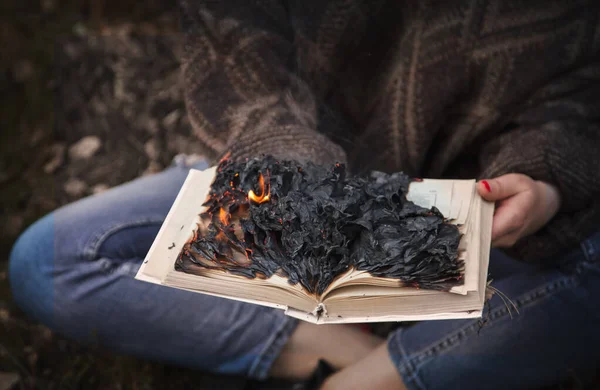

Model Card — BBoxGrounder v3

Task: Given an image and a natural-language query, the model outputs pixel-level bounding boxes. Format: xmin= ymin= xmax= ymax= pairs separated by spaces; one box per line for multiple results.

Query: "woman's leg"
xmin=8 ymin=159 xmax=303 ymax=379
xmin=9 ymin=158 xmax=381 ymax=379
xmin=325 ymin=241 xmax=600 ymax=389
xmin=272 ymin=319 xmax=383 ymax=379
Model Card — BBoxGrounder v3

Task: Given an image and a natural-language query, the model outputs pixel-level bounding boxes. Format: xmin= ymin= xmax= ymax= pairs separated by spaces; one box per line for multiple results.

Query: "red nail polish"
xmin=482 ymin=180 xmax=491 ymax=192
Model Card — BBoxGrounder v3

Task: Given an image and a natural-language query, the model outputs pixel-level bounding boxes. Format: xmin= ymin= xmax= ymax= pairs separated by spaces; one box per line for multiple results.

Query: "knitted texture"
xmin=179 ymin=0 xmax=600 ymax=261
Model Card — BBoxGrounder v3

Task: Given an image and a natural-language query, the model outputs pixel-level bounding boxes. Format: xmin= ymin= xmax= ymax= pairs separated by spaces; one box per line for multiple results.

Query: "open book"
xmin=136 ymin=166 xmax=494 ymax=324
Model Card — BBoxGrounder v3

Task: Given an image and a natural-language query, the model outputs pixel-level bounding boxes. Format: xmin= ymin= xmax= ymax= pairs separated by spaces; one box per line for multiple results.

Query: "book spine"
xmin=284 ymin=307 xmax=319 ymax=323
xmin=311 ymin=303 xmax=327 ymax=320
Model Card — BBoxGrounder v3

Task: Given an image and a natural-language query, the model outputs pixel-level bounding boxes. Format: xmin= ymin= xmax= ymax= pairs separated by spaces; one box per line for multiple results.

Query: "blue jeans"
xmin=9 ymin=159 xmax=600 ymax=388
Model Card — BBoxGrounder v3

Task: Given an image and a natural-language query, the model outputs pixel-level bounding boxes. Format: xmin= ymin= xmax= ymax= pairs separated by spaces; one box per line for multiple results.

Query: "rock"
xmin=73 ymin=22 xmax=88 ymax=37
xmin=64 ymin=178 xmax=87 ymax=197
xmin=27 ymin=351 xmax=38 ymax=367
xmin=30 ymin=127 xmax=46 ymax=146
xmin=69 ymin=136 xmax=101 ymax=160
xmin=146 ymin=119 xmax=160 ymax=135
xmin=92 ymin=184 xmax=110 ymax=194
xmin=41 ymin=327 xmax=54 ymax=341
xmin=91 ymin=96 xmax=108 ymax=114
xmin=162 ymin=109 xmax=180 ymax=130
xmin=143 ymin=161 xmax=163 ymax=176
xmin=0 ymin=372 xmax=19 ymax=390
xmin=41 ymin=0 xmax=55 ymax=12
xmin=44 ymin=143 xmax=66 ymax=174
xmin=144 ymin=139 xmax=160 ymax=161
xmin=172 ymin=153 xmax=206 ymax=167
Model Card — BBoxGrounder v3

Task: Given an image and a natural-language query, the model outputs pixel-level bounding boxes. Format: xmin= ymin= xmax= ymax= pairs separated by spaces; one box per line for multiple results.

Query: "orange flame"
xmin=219 ymin=207 xmax=230 ymax=225
xmin=219 ymin=151 xmax=232 ymax=164
xmin=248 ymin=172 xmax=270 ymax=204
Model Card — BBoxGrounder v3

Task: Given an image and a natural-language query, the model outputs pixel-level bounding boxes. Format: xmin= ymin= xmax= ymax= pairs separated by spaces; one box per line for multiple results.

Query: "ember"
xmin=218 ymin=207 xmax=230 ymax=225
xmin=176 ymin=156 xmax=463 ymax=295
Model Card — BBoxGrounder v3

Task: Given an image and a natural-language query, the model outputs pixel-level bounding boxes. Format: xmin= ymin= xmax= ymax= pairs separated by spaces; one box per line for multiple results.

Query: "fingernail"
xmin=481 ymin=180 xmax=491 ymax=192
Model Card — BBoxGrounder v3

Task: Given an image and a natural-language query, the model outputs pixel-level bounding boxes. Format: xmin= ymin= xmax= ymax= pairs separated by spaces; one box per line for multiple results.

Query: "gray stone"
xmin=69 ymin=136 xmax=101 ymax=160
xmin=44 ymin=143 xmax=66 ymax=174
xmin=144 ymin=139 xmax=160 ymax=161
xmin=143 ymin=161 xmax=163 ymax=176
xmin=146 ymin=119 xmax=160 ymax=135
xmin=64 ymin=178 xmax=87 ymax=197
xmin=41 ymin=0 xmax=55 ymax=12
xmin=162 ymin=109 xmax=180 ymax=129
xmin=92 ymin=184 xmax=110 ymax=194
xmin=0 ymin=372 xmax=19 ymax=390
xmin=29 ymin=127 xmax=46 ymax=146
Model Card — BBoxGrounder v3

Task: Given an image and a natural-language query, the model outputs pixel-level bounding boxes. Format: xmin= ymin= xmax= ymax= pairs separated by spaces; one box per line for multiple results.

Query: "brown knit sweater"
xmin=178 ymin=0 xmax=600 ymax=262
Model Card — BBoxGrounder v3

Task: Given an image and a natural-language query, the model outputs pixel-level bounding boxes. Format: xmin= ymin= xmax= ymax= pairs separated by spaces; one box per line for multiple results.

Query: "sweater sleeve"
xmin=178 ymin=0 xmax=347 ymax=166
xmin=479 ymin=62 xmax=600 ymax=260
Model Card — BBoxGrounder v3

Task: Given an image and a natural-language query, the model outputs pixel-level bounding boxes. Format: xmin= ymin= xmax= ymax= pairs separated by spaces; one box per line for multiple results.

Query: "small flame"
xmin=219 ymin=151 xmax=232 ymax=164
xmin=248 ymin=172 xmax=270 ymax=204
xmin=219 ymin=207 xmax=230 ymax=225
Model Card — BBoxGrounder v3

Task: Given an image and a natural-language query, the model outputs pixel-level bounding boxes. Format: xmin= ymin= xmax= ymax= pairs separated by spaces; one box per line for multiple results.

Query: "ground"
xmin=0 ymin=1 xmax=248 ymax=388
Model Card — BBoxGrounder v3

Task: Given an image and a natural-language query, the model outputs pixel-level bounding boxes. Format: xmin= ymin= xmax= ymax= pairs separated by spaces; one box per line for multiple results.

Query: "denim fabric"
xmin=9 ymin=158 xmax=298 ymax=380
xmin=388 ymin=232 xmax=600 ymax=390
xmin=9 ymin=158 xmax=600 ymax=386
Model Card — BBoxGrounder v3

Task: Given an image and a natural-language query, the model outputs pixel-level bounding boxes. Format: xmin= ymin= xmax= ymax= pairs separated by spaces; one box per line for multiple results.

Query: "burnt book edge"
xmin=136 ymin=166 xmax=495 ymax=324
xmin=135 ymin=167 xmax=218 ymax=284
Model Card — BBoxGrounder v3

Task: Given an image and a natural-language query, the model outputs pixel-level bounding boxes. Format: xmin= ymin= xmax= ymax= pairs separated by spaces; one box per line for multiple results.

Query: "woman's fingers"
xmin=490 ymin=198 xmax=525 ymax=241
xmin=477 ymin=174 xmax=536 ymax=246
xmin=477 ymin=174 xmax=533 ymax=202
xmin=477 ymin=174 xmax=562 ymax=248
xmin=492 ymin=231 xmax=521 ymax=248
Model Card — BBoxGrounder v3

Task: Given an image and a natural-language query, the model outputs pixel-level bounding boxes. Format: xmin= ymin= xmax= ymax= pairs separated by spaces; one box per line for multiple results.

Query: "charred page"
xmin=174 ymin=156 xmax=464 ymax=298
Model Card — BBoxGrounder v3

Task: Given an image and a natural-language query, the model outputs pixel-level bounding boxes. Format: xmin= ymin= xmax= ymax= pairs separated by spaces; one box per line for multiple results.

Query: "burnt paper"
xmin=175 ymin=156 xmax=463 ymax=295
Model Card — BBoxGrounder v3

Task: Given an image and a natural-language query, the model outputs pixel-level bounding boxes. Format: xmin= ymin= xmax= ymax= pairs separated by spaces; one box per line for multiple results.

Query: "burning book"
xmin=136 ymin=156 xmax=494 ymax=323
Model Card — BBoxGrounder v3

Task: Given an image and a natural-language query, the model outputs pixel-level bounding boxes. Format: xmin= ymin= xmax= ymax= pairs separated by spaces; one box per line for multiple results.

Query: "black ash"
xmin=175 ymin=156 xmax=463 ymax=295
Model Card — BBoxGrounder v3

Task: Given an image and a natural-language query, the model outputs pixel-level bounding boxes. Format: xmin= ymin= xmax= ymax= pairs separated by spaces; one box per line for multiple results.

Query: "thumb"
xmin=477 ymin=174 xmax=531 ymax=202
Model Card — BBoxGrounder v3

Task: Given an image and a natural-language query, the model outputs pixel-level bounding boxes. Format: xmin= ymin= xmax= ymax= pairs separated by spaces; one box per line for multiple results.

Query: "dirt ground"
xmin=0 ymin=1 xmax=250 ymax=388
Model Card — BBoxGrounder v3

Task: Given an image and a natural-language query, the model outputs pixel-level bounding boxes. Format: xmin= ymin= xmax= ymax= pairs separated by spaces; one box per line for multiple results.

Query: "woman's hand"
xmin=477 ymin=174 xmax=562 ymax=247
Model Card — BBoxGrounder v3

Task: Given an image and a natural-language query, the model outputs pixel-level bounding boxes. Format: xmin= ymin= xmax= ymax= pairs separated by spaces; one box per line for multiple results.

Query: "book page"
xmin=164 ymin=270 xmax=318 ymax=314
xmin=407 ymin=179 xmax=475 ymax=224
xmin=450 ymin=180 xmax=476 ymax=224
xmin=478 ymin=199 xmax=495 ymax=302
xmin=450 ymin=194 xmax=480 ymax=294
xmin=321 ymin=289 xmax=483 ymax=322
xmin=135 ymin=167 xmax=217 ymax=284
xmin=322 ymin=249 xmax=467 ymax=298
xmin=407 ymin=180 xmax=453 ymax=216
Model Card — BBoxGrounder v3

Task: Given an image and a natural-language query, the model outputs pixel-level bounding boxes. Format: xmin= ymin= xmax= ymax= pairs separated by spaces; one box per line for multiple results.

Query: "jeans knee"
xmin=9 ymin=214 xmax=55 ymax=326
